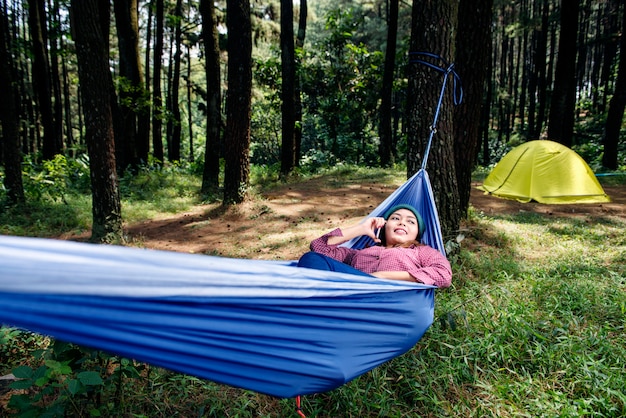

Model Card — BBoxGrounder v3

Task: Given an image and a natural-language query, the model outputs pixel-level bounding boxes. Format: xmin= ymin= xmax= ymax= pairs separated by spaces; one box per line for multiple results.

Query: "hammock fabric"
xmin=0 ymin=49 xmax=462 ymax=398
xmin=0 ymin=169 xmax=445 ymax=399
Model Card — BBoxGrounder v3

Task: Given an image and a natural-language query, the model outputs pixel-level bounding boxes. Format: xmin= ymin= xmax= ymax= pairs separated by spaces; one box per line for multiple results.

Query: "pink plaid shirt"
xmin=310 ymin=228 xmax=452 ymax=288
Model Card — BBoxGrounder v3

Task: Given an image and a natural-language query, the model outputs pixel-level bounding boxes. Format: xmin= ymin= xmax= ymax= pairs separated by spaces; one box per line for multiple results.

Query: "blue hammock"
xmin=0 ymin=169 xmax=443 ymax=399
xmin=0 ymin=53 xmax=459 ymax=401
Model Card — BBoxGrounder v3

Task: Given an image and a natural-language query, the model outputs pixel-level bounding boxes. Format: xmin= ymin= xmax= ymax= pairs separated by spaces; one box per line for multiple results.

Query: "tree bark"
xmin=407 ymin=0 xmax=459 ymax=240
xmin=28 ymin=0 xmax=60 ymax=160
xmin=0 ymin=4 xmax=25 ymax=204
xmin=71 ymin=0 xmax=123 ymax=243
xmin=49 ymin=0 xmax=64 ymax=154
xmin=378 ymin=0 xmax=398 ymax=168
xmin=152 ymin=0 xmax=164 ymax=163
xmin=532 ymin=0 xmax=550 ymax=138
xmin=598 ymin=0 xmax=620 ymax=113
xmin=200 ymin=0 xmax=222 ymax=194
xmin=223 ymin=0 xmax=252 ymax=204
xmin=113 ymin=0 xmax=150 ymax=170
xmin=547 ymin=0 xmax=580 ymax=146
xmin=454 ymin=0 xmax=493 ymax=217
xmin=602 ymin=3 xmax=626 ymax=170
xmin=294 ymin=0 xmax=307 ymax=165
xmin=280 ymin=0 xmax=296 ymax=176
xmin=166 ymin=0 xmax=183 ymax=162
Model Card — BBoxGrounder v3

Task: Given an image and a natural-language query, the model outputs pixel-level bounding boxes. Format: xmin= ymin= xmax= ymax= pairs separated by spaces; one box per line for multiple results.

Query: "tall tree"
xmin=280 ymin=0 xmax=296 ymax=176
xmin=152 ymin=0 xmax=165 ymax=163
xmin=48 ymin=0 xmax=64 ymax=154
xmin=223 ymin=0 xmax=252 ymax=204
xmin=28 ymin=0 xmax=61 ymax=160
xmin=166 ymin=0 xmax=183 ymax=162
xmin=113 ymin=0 xmax=150 ymax=170
xmin=602 ymin=2 xmax=626 ymax=170
xmin=0 ymin=3 xmax=25 ymax=204
xmin=547 ymin=0 xmax=580 ymax=146
xmin=407 ymin=0 xmax=459 ymax=239
xmin=529 ymin=0 xmax=550 ymax=139
xmin=454 ymin=0 xmax=494 ymax=216
xmin=598 ymin=0 xmax=621 ymax=113
xmin=200 ymin=0 xmax=222 ymax=194
xmin=70 ymin=0 xmax=123 ymax=243
xmin=294 ymin=0 xmax=307 ymax=165
xmin=378 ymin=0 xmax=399 ymax=168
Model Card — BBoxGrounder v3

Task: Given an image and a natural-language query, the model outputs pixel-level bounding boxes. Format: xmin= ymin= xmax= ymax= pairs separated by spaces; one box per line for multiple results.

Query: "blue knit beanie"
xmin=383 ymin=204 xmax=425 ymax=241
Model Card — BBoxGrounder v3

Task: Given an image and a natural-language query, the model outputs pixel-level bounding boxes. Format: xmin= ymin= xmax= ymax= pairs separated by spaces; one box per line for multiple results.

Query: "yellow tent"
xmin=478 ymin=140 xmax=610 ymax=204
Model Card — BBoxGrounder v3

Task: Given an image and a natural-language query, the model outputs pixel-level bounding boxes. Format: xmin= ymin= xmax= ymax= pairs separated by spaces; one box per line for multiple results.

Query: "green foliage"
xmin=118 ymin=162 xmax=203 ymax=220
xmin=299 ymin=7 xmax=384 ymax=166
xmin=250 ymin=89 xmax=282 ymax=165
xmin=4 ymin=339 xmax=153 ymax=417
xmin=21 ymin=154 xmax=91 ymax=203
xmin=0 ymin=329 xmax=49 ymax=374
xmin=251 ymin=48 xmax=283 ymax=166
xmin=250 ymin=5 xmax=388 ymax=169
xmin=0 ymin=155 xmax=92 ymax=236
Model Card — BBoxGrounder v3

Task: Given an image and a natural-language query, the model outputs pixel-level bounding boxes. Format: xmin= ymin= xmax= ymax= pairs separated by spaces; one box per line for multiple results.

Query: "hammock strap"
xmin=408 ymin=51 xmax=463 ymax=170
xmin=295 ymin=395 xmax=307 ymax=417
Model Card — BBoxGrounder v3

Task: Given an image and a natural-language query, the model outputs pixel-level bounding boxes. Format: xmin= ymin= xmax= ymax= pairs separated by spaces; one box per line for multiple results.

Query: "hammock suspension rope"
xmin=408 ymin=51 xmax=463 ymax=170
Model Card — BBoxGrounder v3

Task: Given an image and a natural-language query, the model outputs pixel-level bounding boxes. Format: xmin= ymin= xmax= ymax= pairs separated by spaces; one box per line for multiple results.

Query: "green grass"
xmin=0 ymin=164 xmax=204 ymax=237
xmin=1 ymin=165 xmax=625 ymax=417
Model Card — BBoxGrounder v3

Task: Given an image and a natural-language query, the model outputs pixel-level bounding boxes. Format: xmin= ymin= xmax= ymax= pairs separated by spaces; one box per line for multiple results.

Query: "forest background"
xmin=1 ymin=0 xmax=625 ymax=242
xmin=0 ymin=1 xmax=625 ymax=417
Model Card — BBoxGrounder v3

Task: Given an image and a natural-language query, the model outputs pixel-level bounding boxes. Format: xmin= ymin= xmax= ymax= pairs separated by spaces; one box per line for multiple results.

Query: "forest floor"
xmin=119 ymin=179 xmax=626 ymax=259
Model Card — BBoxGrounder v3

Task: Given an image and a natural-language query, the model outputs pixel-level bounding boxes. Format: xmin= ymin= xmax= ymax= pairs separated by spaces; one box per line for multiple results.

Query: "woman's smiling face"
xmin=384 ymin=209 xmax=419 ymax=246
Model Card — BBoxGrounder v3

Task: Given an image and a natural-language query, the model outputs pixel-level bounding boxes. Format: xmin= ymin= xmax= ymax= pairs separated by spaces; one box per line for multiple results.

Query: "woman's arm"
xmin=326 ymin=217 xmax=386 ymax=245
xmin=309 ymin=217 xmax=385 ymax=264
xmin=406 ymin=246 xmax=452 ymax=287
xmin=370 ymin=246 xmax=452 ymax=287
xmin=371 ymin=270 xmax=415 ymax=282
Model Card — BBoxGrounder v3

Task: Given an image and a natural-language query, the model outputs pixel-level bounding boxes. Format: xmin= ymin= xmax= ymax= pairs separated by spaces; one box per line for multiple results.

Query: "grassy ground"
xmin=1 ymin=165 xmax=625 ymax=417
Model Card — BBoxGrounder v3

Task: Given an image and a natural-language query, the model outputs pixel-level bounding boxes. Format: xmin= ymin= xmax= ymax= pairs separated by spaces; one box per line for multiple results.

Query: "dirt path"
xmin=117 ymin=180 xmax=626 ymax=260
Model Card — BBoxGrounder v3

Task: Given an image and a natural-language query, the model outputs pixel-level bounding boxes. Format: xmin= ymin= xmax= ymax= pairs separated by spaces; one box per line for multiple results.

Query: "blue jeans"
xmin=297 ymin=252 xmax=373 ymax=277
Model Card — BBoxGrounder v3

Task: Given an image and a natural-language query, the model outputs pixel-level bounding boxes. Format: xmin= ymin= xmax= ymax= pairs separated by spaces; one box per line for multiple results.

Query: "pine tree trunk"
xmin=602 ymin=4 xmax=626 ymax=170
xmin=547 ymin=0 xmax=580 ymax=146
xmin=294 ymin=0 xmax=307 ymax=166
xmin=49 ymin=0 xmax=64 ymax=154
xmin=598 ymin=0 xmax=620 ymax=113
xmin=529 ymin=0 xmax=550 ymax=138
xmin=378 ymin=0 xmax=398 ymax=168
xmin=152 ymin=0 xmax=164 ymax=163
xmin=280 ymin=0 xmax=296 ymax=176
xmin=0 ymin=5 xmax=25 ymax=204
xmin=167 ymin=0 xmax=183 ymax=162
xmin=223 ymin=0 xmax=252 ymax=204
xmin=114 ymin=0 xmax=149 ymax=170
xmin=186 ymin=44 xmax=194 ymax=161
xmin=200 ymin=0 xmax=222 ymax=194
xmin=28 ymin=0 xmax=60 ymax=160
xmin=71 ymin=0 xmax=123 ymax=243
xmin=454 ymin=0 xmax=493 ymax=217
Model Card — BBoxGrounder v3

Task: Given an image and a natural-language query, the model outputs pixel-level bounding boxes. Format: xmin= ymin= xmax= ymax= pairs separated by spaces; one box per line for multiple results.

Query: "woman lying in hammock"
xmin=297 ymin=204 xmax=452 ymax=288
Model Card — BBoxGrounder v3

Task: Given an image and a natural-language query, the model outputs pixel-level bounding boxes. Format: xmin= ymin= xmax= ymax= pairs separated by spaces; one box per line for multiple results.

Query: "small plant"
xmin=5 ymin=339 xmax=151 ymax=417
xmin=22 ymin=154 xmax=90 ymax=204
